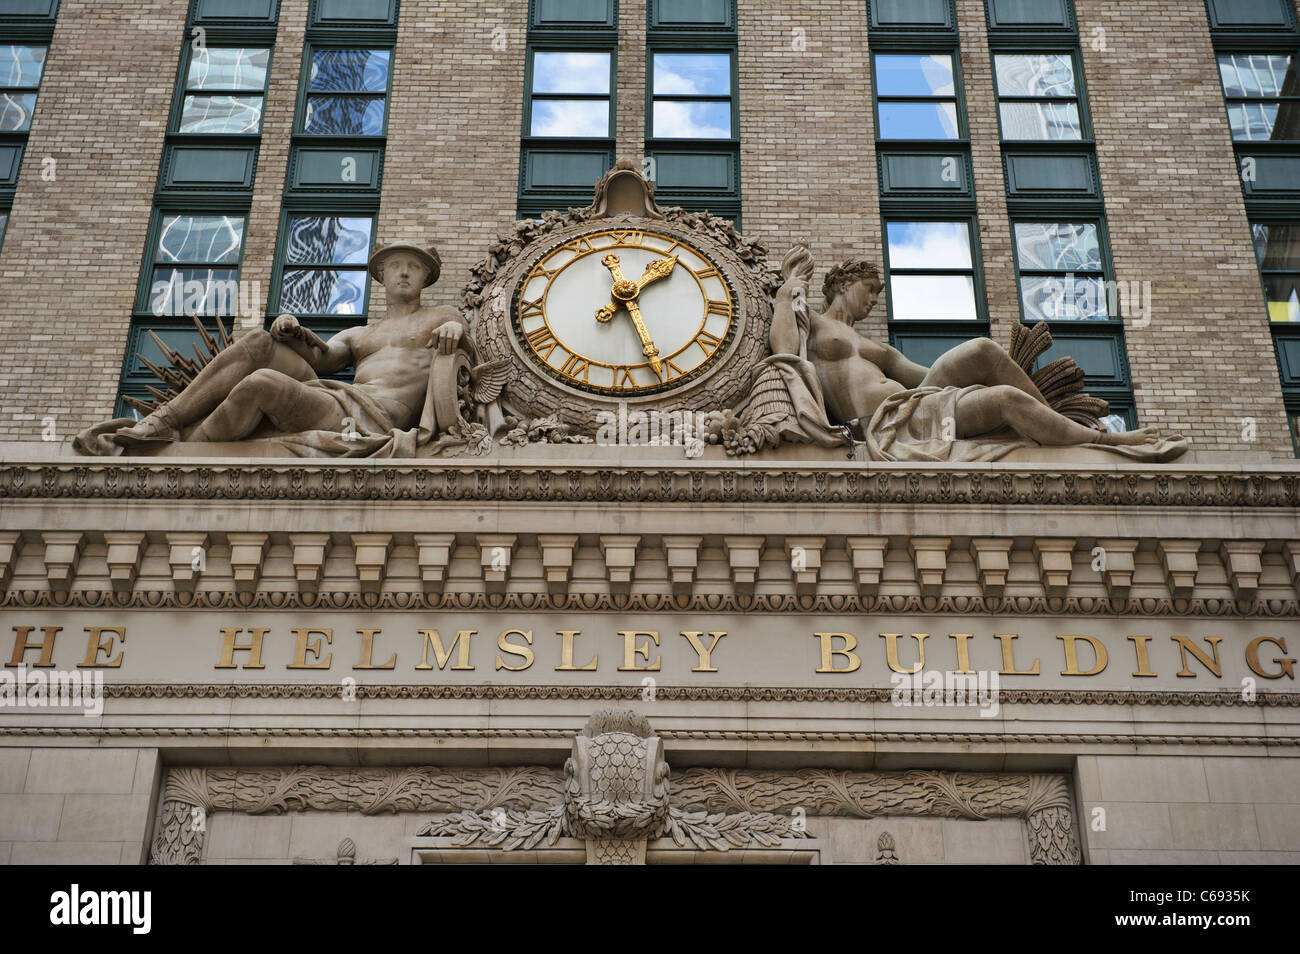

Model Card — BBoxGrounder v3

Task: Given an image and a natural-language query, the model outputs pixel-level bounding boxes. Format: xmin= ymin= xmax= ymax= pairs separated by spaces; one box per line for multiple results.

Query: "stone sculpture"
xmin=75 ymin=244 xmax=511 ymax=458
xmin=709 ymin=244 xmax=1189 ymax=462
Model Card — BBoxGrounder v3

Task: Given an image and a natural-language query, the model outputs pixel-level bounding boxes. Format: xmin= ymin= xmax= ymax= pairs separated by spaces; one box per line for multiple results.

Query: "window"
xmin=884 ymin=220 xmax=978 ymax=321
xmin=0 ymin=210 xmax=7 ymax=251
xmin=994 ymin=53 xmax=1083 ymax=141
xmin=1013 ymin=222 xmax=1105 ymax=321
xmin=278 ymin=213 xmax=374 ymax=318
xmin=177 ymin=46 xmax=269 ymax=134
xmin=649 ymin=51 xmax=733 ymax=139
xmin=527 ymin=50 xmax=612 ymax=137
xmin=0 ymin=43 xmax=44 ymax=133
xmin=300 ymin=47 xmax=391 ymax=136
xmin=144 ymin=213 xmax=247 ymax=318
xmin=644 ymin=1 xmax=738 ymax=220
xmin=1252 ymin=221 xmax=1300 ymax=323
xmin=987 ymin=0 xmax=1072 ymax=29
xmin=116 ymin=0 xmax=275 ymax=415
xmin=1206 ymin=0 xmax=1297 ymax=32
xmin=517 ymin=4 xmax=617 ymax=216
xmin=874 ymin=53 xmax=960 ymax=140
xmin=869 ymin=0 xmax=954 ymax=30
xmin=1217 ymin=53 xmax=1299 ymax=142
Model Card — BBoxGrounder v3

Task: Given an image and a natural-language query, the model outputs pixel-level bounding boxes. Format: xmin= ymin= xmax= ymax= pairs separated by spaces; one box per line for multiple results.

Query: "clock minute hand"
xmin=634 ymin=256 xmax=678 ymax=293
xmin=624 ymin=299 xmax=662 ymax=377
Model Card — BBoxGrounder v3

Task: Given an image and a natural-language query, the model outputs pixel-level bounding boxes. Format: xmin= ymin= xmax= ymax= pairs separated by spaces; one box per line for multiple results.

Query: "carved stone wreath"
xmin=468 ymin=205 xmax=780 ymax=433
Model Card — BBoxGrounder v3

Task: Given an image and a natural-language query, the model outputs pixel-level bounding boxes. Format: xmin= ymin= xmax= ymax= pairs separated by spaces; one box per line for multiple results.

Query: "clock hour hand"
xmin=595 ymin=252 xmax=663 ymax=378
xmin=634 ymin=256 xmax=678 ymax=293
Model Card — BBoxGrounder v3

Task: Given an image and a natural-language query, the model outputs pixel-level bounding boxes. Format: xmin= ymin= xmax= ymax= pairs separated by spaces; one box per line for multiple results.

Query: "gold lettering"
xmin=555 ymin=630 xmax=598 ymax=671
xmin=214 ymin=627 xmax=267 ymax=670
xmin=496 ymin=629 xmax=535 ymax=672
xmin=79 ymin=626 xmax=125 ymax=669
xmin=354 ymin=629 xmax=396 ymax=670
xmin=880 ymin=633 xmax=929 ymax=674
xmin=8 ymin=625 xmax=60 ymax=668
xmin=814 ymin=633 xmax=861 ymax=673
xmin=1245 ymin=636 xmax=1296 ymax=680
xmin=1171 ymin=635 xmax=1224 ymax=678
xmin=948 ymin=633 xmax=975 ymax=674
xmin=415 ymin=629 xmax=475 ymax=671
xmin=995 ymin=634 xmax=1040 ymax=675
xmin=1057 ymin=634 xmax=1108 ymax=676
xmin=618 ymin=631 xmax=661 ymax=671
xmin=287 ymin=628 xmax=333 ymax=670
xmin=1127 ymin=635 xmax=1157 ymax=677
xmin=680 ymin=631 xmax=726 ymax=672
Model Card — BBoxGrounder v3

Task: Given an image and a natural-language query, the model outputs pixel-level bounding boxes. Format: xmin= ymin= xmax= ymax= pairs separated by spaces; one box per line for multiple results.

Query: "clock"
xmin=512 ymin=228 xmax=737 ymax=396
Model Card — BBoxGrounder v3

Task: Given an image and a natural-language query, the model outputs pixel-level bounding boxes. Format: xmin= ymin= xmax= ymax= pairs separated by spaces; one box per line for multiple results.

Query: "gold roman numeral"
xmin=560 ymin=236 xmax=596 ymax=254
xmin=694 ymin=266 xmax=721 ymax=281
xmin=612 ymin=366 xmax=637 ymax=389
xmin=518 ymin=297 xmax=544 ymax=321
xmin=705 ymin=299 xmax=731 ymax=317
xmin=559 ymin=353 xmax=591 ymax=381
xmin=664 ymin=358 xmax=686 ymax=381
xmin=694 ymin=330 xmax=723 ymax=357
xmin=611 ymin=230 xmax=646 ymax=246
xmin=525 ymin=325 xmax=559 ymax=360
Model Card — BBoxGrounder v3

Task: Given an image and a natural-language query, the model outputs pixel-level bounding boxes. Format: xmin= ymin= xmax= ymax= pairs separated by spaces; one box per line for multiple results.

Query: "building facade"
xmin=0 ymin=0 xmax=1297 ymax=865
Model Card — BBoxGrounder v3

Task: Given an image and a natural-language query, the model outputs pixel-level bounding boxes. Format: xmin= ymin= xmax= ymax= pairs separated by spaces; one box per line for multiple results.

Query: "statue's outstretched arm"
xmin=879 ymin=345 xmax=928 ymax=388
xmin=306 ymin=325 xmax=358 ymax=376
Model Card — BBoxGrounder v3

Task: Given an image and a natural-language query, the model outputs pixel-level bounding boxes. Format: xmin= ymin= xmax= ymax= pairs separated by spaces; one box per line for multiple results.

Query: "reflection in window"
xmin=148 ymin=214 xmax=246 ymax=317
xmin=1218 ymin=54 xmax=1300 ymax=141
xmin=178 ymin=47 xmax=268 ymax=134
xmin=279 ymin=214 xmax=374 ymax=316
xmin=1014 ymin=223 xmax=1107 ymax=321
xmin=885 ymin=221 xmax=978 ymax=320
xmin=527 ymin=50 xmax=611 ymax=137
xmin=875 ymin=54 xmax=959 ymax=140
xmin=0 ymin=211 xmax=8 ymax=251
xmin=651 ymin=52 xmax=733 ymax=139
xmin=1252 ymin=222 xmax=1300 ymax=323
xmin=0 ymin=44 xmax=45 ymax=133
xmin=303 ymin=49 xmax=390 ymax=135
xmin=994 ymin=53 xmax=1082 ymax=140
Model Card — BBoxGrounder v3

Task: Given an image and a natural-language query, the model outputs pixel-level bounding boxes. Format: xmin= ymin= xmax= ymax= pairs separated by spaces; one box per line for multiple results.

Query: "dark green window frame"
xmin=1216 ymin=48 xmax=1300 ymax=145
xmin=0 ymin=0 xmax=56 ymax=256
xmin=881 ymin=213 xmax=990 ymax=366
xmin=870 ymin=48 xmax=969 ymax=144
xmin=992 ymin=49 xmax=1092 ymax=143
xmin=644 ymin=2 xmax=739 ymax=223
xmin=293 ymin=43 xmax=395 ymax=139
xmin=985 ymin=0 xmax=1075 ymax=33
xmin=1208 ymin=6 xmax=1300 ymax=455
xmin=309 ymin=0 xmax=399 ymax=32
xmin=116 ymin=0 xmax=275 ymax=415
xmin=518 ymin=6 xmax=619 ymax=218
xmin=1206 ymin=0 xmax=1298 ymax=39
xmin=169 ymin=42 xmax=273 ymax=137
xmin=269 ymin=206 xmax=379 ymax=321
xmin=532 ymin=0 xmax=616 ymax=30
xmin=867 ymin=0 xmax=957 ymax=35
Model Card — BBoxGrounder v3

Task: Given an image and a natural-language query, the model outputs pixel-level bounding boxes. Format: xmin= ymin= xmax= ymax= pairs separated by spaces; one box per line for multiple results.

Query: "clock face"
xmin=513 ymin=228 xmax=736 ymax=396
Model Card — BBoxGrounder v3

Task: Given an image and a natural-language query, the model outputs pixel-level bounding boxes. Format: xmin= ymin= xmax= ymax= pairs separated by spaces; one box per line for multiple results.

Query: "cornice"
xmin=2 ymin=459 xmax=1299 ymax=508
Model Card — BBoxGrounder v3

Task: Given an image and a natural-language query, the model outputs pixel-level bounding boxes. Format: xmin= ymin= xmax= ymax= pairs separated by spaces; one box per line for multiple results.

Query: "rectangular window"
xmin=1252 ymin=221 xmax=1300 ymax=323
xmin=994 ymin=53 xmax=1083 ymax=141
xmin=527 ymin=50 xmax=612 ymax=137
xmin=650 ymin=51 xmax=733 ymax=139
xmin=1013 ymin=221 xmax=1106 ymax=321
xmin=650 ymin=0 xmax=734 ymax=31
xmin=870 ymin=0 xmax=953 ymax=30
xmin=884 ymin=220 xmax=978 ymax=320
xmin=534 ymin=0 xmax=616 ymax=28
xmin=277 ymin=212 xmax=374 ymax=317
xmin=874 ymin=53 xmax=960 ymax=140
xmin=178 ymin=46 xmax=270 ymax=135
xmin=987 ymin=0 xmax=1072 ymax=29
xmin=144 ymin=212 xmax=247 ymax=317
xmin=0 ymin=43 xmax=45 ymax=133
xmin=300 ymin=47 xmax=391 ymax=136
xmin=1217 ymin=53 xmax=1300 ymax=142
xmin=1207 ymin=0 xmax=1297 ymax=31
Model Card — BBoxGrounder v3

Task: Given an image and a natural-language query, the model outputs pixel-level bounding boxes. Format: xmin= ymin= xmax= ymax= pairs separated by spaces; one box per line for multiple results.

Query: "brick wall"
xmin=0 ymin=0 xmax=1293 ymax=454
xmin=1074 ymin=0 xmax=1291 ymax=453
xmin=0 ymin=1 xmax=188 ymax=441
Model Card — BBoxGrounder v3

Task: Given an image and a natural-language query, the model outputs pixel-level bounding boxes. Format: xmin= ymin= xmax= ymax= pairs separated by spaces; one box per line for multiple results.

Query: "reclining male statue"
xmin=75 ymin=243 xmax=476 ymax=457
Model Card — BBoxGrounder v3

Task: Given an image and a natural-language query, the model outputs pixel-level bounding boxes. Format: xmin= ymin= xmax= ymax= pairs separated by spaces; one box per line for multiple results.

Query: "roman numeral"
xmin=612 ymin=366 xmax=637 ymax=389
xmin=612 ymin=230 xmax=646 ymax=246
xmin=694 ymin=330 xmax=723 ymax=356
xmin=560 ymin=236 xmax=596 ymax=254
xmin=559 ymin=353 xmax=590 ymax=381
xmin=705 ymin=299 xmax=731 ymax=317
xmin=664 ymin=358 xmax=686 ymax=381
xmin=525 ymin=325 xmax=558 ymax=360
xmin=518 ymin=298 xmax=544 ymax=321
xmin=694 ymin=266 xmax=721 ymax=281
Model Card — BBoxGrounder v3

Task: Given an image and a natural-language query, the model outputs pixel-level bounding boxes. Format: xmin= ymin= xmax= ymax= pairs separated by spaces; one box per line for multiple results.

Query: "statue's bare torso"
xmin=806 ymin=314 xmax=906 ymax=425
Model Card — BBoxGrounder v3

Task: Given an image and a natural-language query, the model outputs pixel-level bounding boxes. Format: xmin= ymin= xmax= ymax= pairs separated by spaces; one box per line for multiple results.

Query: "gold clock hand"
xmin=625 ymin=299 xmax=662 ymax=377
xmin=634 ymin=256 xmax=678 ymax=293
